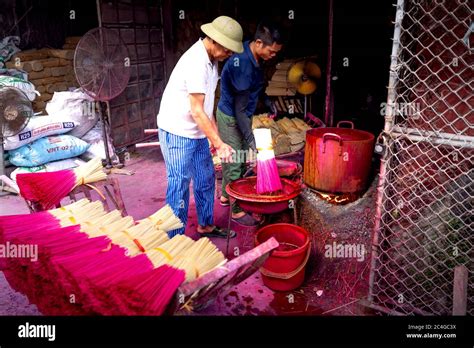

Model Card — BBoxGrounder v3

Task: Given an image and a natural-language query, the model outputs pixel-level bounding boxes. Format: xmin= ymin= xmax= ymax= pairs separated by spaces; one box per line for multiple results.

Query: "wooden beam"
xmin=178 ymin=237 xmax=279 ymax=297
xmin=135 ymin=142 xmax=160 ymax=148
xmin=162 ymin=0 xmax=174 ymax=84
xmin=452 ymin=265 xmax=468 ymax=315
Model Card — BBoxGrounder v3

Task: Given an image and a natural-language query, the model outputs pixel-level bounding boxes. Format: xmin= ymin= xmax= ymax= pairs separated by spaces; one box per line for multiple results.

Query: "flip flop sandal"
xmin=198 ymin=226 xmax=236 ymax=239
xmin=231 ymin=213 xmax=259 ymax=227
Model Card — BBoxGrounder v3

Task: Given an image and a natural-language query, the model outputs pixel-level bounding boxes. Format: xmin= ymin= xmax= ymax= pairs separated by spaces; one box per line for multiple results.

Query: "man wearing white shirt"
xmin=157 ymin=16 xmax=243 ymax=238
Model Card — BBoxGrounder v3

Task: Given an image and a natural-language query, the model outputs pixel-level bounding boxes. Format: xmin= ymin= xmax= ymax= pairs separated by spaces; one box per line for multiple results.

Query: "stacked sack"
xmin=45 ymin=90 xmax=117 ymax=163
xmin=1 ymin=36 xmax=120 ymax=183
xmin=5 ymin=89 xmax=118 ymax=183
xmin=4 ymin=91 xmax=94 ymax=181
xmin=6 ymin=114 xmax=90 ymax=180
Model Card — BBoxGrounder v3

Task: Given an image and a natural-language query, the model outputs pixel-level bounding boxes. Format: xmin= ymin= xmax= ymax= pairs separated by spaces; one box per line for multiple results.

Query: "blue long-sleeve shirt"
xmin=217 ymin=41 xmax=264 ymax=118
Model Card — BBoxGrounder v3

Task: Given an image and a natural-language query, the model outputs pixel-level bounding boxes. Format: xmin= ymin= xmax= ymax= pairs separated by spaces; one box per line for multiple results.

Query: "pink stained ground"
xmin=0 ymin=146 xmax=377 ymax=316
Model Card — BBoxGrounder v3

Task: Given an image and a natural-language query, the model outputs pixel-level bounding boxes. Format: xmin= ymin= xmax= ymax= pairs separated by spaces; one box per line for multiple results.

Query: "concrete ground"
xmin=0 ymin=147 xmax=377 ymax=315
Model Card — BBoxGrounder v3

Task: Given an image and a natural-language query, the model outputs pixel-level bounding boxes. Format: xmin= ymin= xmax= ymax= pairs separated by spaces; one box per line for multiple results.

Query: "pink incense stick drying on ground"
xmin=254 ymin=128 xmax=282 ymax=194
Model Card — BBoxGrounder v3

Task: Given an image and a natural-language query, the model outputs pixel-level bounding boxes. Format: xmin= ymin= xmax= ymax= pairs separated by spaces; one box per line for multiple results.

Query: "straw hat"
xmin=201 ymin=16 xmax=244 ymax=53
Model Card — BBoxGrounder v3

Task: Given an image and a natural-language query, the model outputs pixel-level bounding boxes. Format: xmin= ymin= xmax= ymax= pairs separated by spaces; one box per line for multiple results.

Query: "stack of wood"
xmin=6 ymin=37 xmax=81 ymax=113
xmin=61 ymin=36 xmax=81 ymax=50
xmin=252 ymin=114 xmax=289 ymax=154
xmin=252 ymin=113 xmax=311 ymax=155
xmin=277 ymin=117 xmax=311 ymax=152
xmin=265 ymin=59 xmax=297 ymax=96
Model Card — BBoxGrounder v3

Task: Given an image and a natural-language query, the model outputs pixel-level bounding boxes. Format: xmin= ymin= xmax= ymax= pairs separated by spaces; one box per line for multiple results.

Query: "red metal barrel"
xmin=304 ymin=121 xmax=375 ymax=193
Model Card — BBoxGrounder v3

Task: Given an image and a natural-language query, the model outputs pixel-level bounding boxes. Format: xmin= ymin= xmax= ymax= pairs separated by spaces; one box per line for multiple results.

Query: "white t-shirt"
xmin=157 ymin=39 xmax=218 ymax=139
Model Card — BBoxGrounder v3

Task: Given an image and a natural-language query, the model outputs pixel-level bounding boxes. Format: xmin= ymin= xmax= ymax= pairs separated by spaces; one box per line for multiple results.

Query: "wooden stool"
xmin=68 ymin=177 xmax=128 ymax=216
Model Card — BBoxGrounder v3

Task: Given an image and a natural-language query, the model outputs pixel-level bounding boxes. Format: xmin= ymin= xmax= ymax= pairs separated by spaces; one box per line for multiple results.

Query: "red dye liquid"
xmin=276 ymin=242 xmax=299 ymax=252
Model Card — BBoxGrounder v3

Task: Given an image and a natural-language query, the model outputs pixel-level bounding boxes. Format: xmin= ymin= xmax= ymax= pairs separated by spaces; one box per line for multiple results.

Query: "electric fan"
xmin=0 ymin=86 xmax=33 ymax=194
xmin=287 ymin=60 xmax=321 ymax=117
xmin=74 ymin=27 xmax=131 ymax=168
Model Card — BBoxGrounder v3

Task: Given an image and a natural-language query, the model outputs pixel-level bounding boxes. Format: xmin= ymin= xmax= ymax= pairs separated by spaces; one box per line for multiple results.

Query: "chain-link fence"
xmin=369 ymin=0 xmax=473 ymax=315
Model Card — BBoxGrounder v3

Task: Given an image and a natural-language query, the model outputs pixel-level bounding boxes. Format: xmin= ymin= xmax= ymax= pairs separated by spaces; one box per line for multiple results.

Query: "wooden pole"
xmin=324 ymin=0 xmax=334 ymax=126
xmin=452 ymin=265 xmax=468 ymax=315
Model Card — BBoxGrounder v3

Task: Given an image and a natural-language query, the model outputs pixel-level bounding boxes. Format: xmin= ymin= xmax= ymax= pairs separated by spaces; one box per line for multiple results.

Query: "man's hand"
xmin=215 ymin=142 xmax=235 ymax=163
xmin=268 ymin=101 xmax=278 ymax=119
xmin=264 ymin=98 xmax=278 ymax=119
xmin=189 ymin=93 xmax=228 ymax=150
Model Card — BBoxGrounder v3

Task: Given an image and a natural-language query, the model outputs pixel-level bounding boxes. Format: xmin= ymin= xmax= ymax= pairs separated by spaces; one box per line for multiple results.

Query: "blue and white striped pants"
xmin=159 ymin=128 xmax=215 ymax=237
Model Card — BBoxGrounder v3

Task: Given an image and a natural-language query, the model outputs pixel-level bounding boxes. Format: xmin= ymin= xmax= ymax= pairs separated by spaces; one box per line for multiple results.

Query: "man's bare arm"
xmin=189 ymin=93 xmax=234 ymax=161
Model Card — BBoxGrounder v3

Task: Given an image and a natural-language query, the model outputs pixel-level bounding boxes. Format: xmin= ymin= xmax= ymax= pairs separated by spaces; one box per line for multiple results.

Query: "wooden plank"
xmin=50 ymin=66 xmax=70 ymax=77
xmin=271 ymin=74 xmax=288 ymax=83
xmin=5 ymin=60 xmax=43 ymax=72
xmin=49 ymin=49 xmax=74 ymax=60
xmin=169 ymin=238 xmax=279 ymax=314
xmin=67 ymin=177 xmax=128 ymax=216
xmin=276 ymin=59 xmax=298 ymax=70
xmin=30 ymin=76 xmax=64 ymax=86
xmin=28 ymin=68 xmax=52 ymax=80
xmin=59 ymin=58 xmax=73 ymax=66
xmin=62 ymin=44 xmax=77 ymax=50
xmin=276 ymin=96 xmax=286 ymax=112
xmin=12 ymin=48 xmax=51 ymax=61
xmin=37 ymin=92 xmax=53 ymax=102
xmin=65 ymin=36 xmax=82 ymax=44
xmin=135 ymin=142 xmax=160 ymax=148
xmin=266 ymin=86 xmax=296 ymax=96
xmin=63 ymin=74 xmax=77 ymax=82
xmin=275 ymin=62 xmax=293 ymax=70
xmin=295 ymin=99 xmax=304 ymax=113
xmin=452 ymin=265 xmax=468 ymax=315
xmin=108 ymin=177 xmax=128 ymax=216
xmin=272 ymin=70 xmax=287 ymax=79
xmin=46 ymin=83 xmax=67 ymax=94
xmin=32 ymin=101 xmax=46 ymax=111
xmin=37 ymin=58 xmax=60 ymax=68
xmin=177 ymin=237 xmax=279 ymax=297
xmin=268 ymin=80 xmax=292 ymax=88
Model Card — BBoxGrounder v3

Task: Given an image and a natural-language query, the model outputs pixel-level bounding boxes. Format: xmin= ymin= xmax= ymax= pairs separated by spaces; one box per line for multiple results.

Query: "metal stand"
xmin=304 ymin=94 xmax=307 ymax=118
xmin=225 ymin=196 xmax=235 ymax=257
xmin=99 ymin=101 xmax=113 ymax=169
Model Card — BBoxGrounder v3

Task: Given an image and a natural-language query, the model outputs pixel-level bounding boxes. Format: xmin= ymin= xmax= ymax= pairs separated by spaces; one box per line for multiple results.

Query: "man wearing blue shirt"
xmin=217 ymin=21 xmax=283 ymax=226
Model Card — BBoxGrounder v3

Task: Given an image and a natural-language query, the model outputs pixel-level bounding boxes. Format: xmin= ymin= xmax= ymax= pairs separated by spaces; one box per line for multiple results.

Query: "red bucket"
xmin=255 ymin=223 xmax=311 ymax=291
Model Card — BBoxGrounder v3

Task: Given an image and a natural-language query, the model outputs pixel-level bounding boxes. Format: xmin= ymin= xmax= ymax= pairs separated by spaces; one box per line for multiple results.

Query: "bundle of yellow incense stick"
xmin=139 ymin=204 xmax=183 ymax=232
xmin=146 ymin=235 xmax=195 ymax=268
xmin=50 ymin=201 xmax=176 ymax=255
xmin=169 ymin=237 xmax=226 ymax=282
xmin=46 ymin=200 xmax=226 ymax=280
